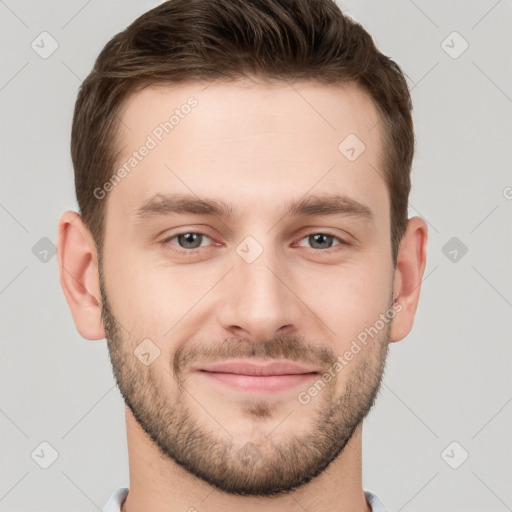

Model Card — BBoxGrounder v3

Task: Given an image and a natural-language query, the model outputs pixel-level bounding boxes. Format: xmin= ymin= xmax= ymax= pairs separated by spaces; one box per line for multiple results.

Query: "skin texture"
xmin=57 ymin=79 xmax=428 ymax=512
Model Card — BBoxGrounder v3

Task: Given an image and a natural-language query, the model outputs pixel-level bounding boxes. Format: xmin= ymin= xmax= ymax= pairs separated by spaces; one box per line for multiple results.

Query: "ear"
xmin=390 ymin=216 xmax=428 ymax=343
xmin=57 ymin=211 xmax=105 ymax=341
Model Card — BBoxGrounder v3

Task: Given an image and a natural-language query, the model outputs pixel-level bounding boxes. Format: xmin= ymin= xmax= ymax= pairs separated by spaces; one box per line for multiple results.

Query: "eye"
xmin=296 ymin=233 xmax=345 ymax=250
xmin=162 ymin=232 xmax=213 ymax=251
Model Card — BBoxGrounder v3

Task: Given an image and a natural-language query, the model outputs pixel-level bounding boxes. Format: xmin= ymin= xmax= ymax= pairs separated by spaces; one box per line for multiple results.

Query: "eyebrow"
xmin=135 ymin=193 xmax=233 ymax=219
xmin=134 ymin=192 xmax=373 ymax=222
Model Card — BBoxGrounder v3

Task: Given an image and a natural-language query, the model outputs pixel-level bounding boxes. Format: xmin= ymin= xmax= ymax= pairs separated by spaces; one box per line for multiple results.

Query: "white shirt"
xmin=102 ymin=487 xmax=388 ymax=511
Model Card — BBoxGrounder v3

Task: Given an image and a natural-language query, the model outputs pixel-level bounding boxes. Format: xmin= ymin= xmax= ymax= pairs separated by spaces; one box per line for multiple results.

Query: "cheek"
xmin=104 ymin=248 xmax=218 ymax=341
xmin=301 ymin=259 xmax=392 ymax=345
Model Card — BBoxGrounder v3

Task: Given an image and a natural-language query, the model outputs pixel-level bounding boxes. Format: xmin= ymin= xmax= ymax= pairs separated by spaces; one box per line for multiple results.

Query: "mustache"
xmin=172 ymin=335 xmax=338 ymax=381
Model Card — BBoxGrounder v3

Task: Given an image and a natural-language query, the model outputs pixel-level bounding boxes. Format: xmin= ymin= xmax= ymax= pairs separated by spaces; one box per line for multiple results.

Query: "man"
xmin=57 ymin=0 xmax=427 ymax=510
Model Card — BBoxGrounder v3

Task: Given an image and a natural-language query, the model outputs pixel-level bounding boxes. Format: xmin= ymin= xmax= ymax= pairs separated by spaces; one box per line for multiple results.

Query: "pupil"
xmin=180 ymin=233 xmax=201 ymax=248
xmin=311 ymin=234 xmax=332 ymax=248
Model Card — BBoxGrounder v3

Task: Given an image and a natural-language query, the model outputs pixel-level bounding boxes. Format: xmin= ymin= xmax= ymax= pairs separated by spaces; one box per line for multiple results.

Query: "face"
xmin=99 ymin=79 xmax=395 ymax=496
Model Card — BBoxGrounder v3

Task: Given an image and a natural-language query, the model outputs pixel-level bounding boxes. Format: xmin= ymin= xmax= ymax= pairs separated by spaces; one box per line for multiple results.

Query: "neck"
xmin=121 ymin=408 xmax=371 ymax=512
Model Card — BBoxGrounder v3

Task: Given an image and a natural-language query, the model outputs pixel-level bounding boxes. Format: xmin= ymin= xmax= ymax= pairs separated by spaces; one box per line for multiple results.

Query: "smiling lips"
xmin=194 ymin=360 xmax=320 ymax=393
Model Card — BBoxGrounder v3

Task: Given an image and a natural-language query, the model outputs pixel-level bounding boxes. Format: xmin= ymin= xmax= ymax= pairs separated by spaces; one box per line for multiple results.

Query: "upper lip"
xmin=195 ymin=360 xmax=320 ymax=376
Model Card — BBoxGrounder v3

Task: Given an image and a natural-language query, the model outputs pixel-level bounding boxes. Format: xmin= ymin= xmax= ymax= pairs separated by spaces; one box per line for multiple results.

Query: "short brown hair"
xmin=71 ymin=0 xmax=413 ymax=264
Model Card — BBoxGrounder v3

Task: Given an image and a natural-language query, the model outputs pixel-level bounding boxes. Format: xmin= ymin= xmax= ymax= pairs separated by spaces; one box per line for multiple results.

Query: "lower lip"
xmin=197 ymin=371 xmax=319 ymax=393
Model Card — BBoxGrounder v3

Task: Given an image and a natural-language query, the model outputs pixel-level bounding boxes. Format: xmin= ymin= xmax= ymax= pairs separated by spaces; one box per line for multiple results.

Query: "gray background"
xmin=1 ymin=0 xmax=511 ymax=510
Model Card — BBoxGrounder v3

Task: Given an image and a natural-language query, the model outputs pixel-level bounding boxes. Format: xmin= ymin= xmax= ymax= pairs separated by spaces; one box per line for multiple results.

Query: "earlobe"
xmin=57 ymin=211 xmax=106 ymax=341
xmin=389 ymin=216 xmax=428 ymax=343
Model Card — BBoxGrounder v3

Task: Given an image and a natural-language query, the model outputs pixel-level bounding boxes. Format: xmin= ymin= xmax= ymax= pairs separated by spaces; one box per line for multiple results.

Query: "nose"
xmin=216 ymin=242 xmax=302 ymax=343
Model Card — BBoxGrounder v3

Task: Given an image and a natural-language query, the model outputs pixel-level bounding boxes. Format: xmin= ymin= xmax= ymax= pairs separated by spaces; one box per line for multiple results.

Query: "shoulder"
xmin=364 ymin=490 xmax=389 ymax=512
xmin=102 ymin=487 xmax=129 ymax=512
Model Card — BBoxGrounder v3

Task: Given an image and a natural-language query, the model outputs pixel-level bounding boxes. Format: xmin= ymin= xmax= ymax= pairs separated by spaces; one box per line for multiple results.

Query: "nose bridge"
xmin=219 ymin=235 xmax=299 ymax=341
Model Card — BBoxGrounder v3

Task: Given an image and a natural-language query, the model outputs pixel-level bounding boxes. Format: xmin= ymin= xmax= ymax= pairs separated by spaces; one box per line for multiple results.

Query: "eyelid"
xmin=160 ymin=229 xmax=350 ymax=255
xmin=293 ymin=232 xmax=348 ymax=250
xmin=160 ymin=230 xmax=214 ymax=248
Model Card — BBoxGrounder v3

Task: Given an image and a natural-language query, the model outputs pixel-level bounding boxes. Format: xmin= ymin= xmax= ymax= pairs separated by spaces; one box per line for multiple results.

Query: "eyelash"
xmin=160 ymin=231 xmax=348 ymax=255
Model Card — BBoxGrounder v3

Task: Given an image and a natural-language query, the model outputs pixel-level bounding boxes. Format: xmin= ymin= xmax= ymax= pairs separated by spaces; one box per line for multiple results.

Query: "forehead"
xmin=106 ymin=79 xmax=386 ymax=225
